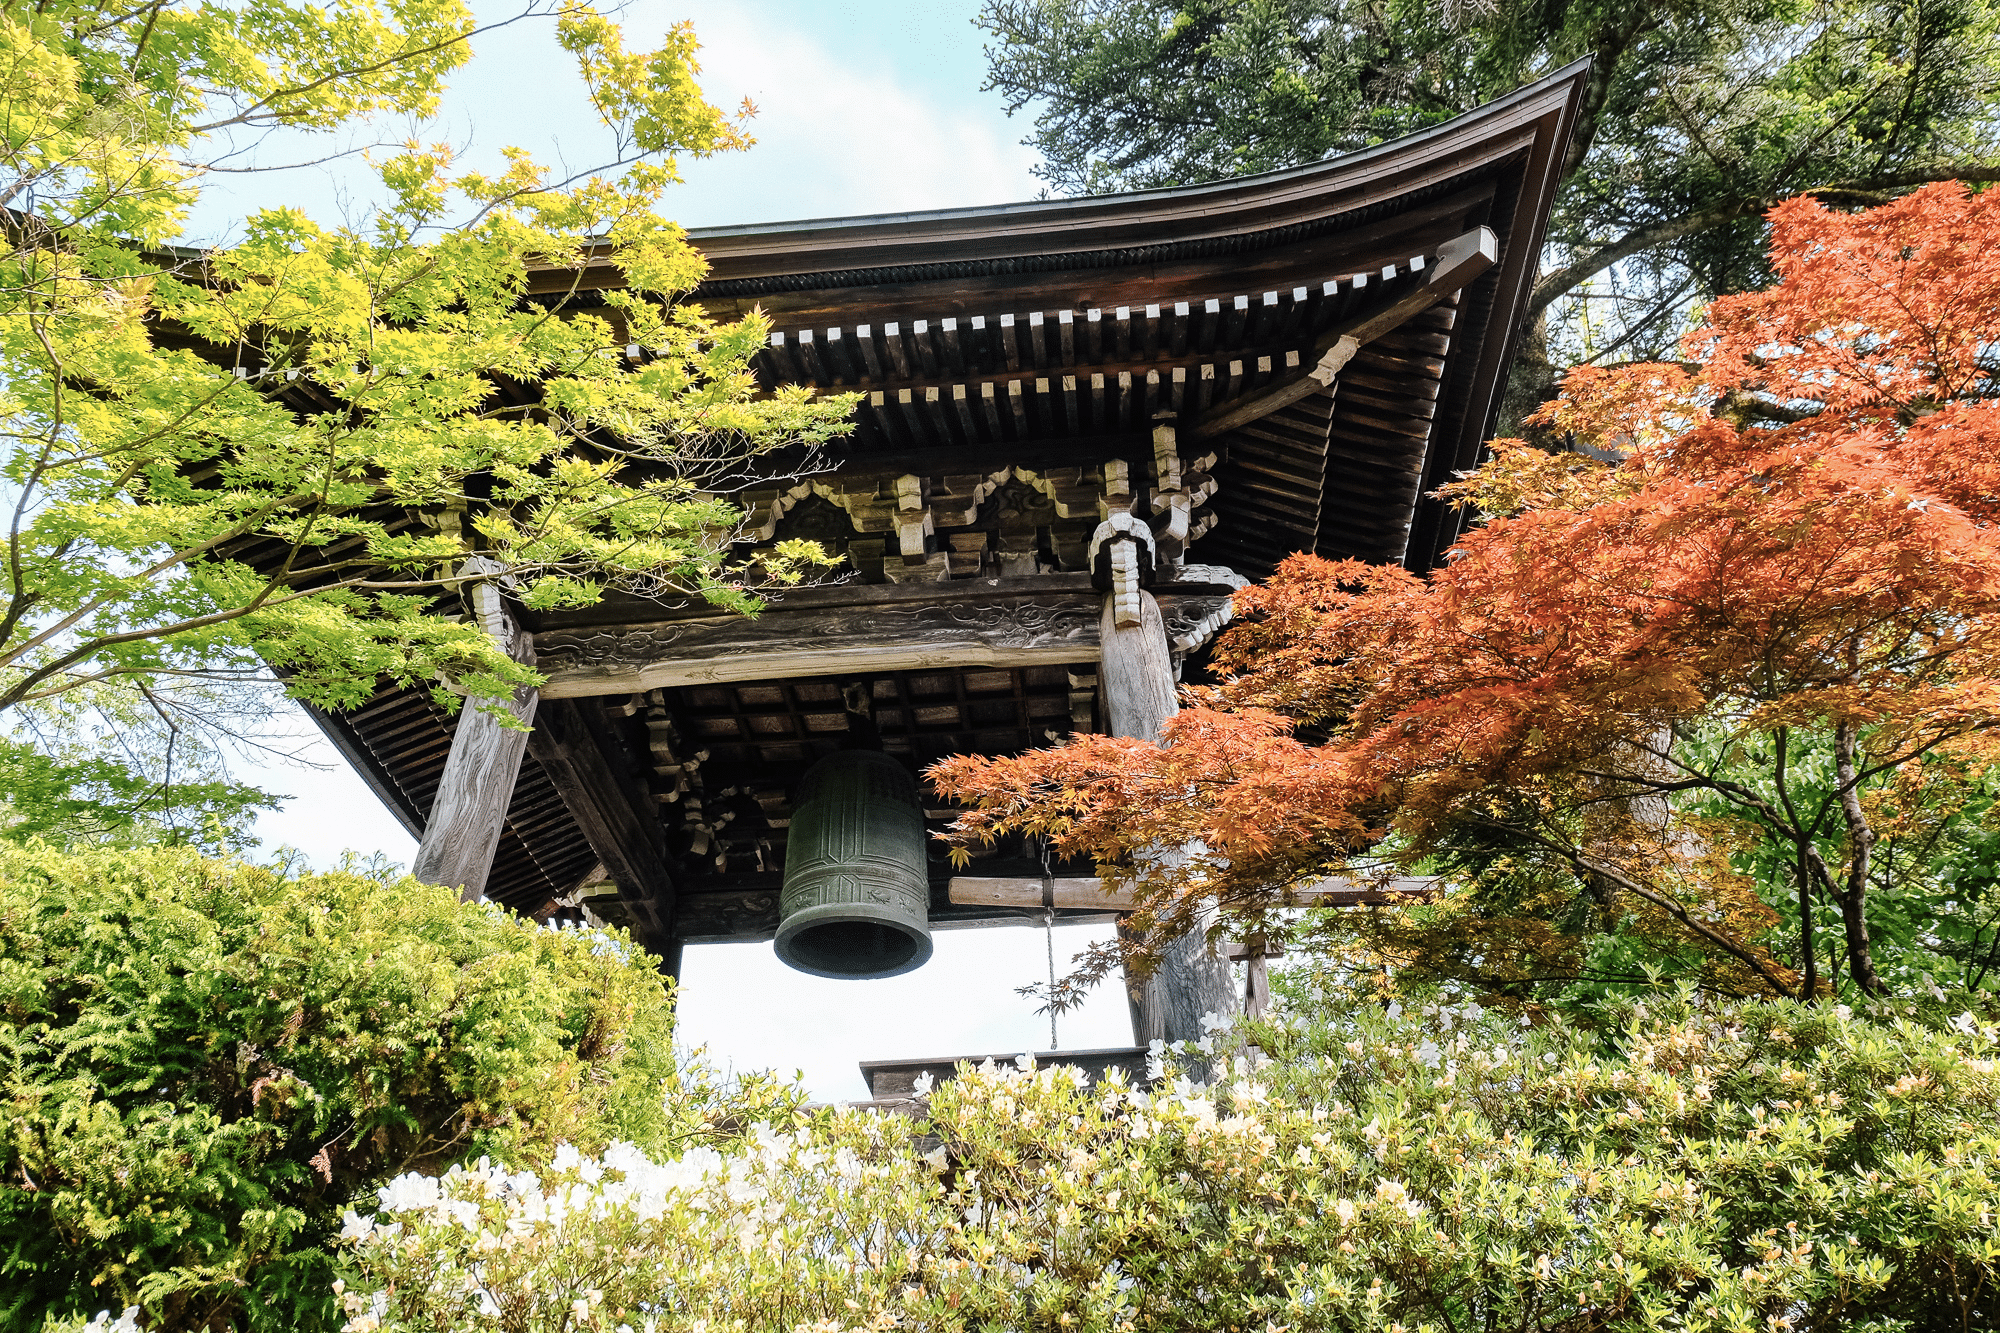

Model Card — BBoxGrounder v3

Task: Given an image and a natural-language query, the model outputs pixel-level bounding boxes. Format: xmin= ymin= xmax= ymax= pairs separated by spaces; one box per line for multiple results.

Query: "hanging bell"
xmin=774 ymin=749 xmax=934 ymax=978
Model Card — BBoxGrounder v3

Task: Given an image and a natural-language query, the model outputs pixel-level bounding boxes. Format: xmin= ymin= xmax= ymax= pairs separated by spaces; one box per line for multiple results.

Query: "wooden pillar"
xmin=412 ymin=566 xmax=537 ymax=902
xmin=1100 ymin=591 xmax=1238 ymax=1046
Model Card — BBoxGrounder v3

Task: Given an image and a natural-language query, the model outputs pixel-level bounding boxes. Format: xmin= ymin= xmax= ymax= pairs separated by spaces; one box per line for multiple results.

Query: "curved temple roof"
xmin=319 ymin=63 xmax=1590 ymax=924
xmin=626 ymin=59 xmax=1587 ymax=575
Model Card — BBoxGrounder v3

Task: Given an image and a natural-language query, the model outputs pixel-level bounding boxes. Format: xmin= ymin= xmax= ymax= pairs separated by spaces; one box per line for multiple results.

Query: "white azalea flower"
xmin=377 ymin=1172 xmax=440 ymax=1214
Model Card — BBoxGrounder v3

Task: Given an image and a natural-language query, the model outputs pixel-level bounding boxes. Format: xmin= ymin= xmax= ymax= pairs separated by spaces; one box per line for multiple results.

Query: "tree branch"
xmin=1530 ymin=164 xmax=2000 ymax=316
xmin=1461 ymin=810 xmax=1798 ymax=997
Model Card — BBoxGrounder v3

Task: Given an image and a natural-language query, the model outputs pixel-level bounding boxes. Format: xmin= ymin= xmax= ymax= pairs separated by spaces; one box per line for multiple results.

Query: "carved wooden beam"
xmin=534 ymin=590 xmax=1236 ymax=698
xmin=525 ymin=698 xmax=680 ymax=964
xmin=1186 ymin=226 xmax=1498 ymax=442
xmin=662 ymin=886 xmax=782 ymax=944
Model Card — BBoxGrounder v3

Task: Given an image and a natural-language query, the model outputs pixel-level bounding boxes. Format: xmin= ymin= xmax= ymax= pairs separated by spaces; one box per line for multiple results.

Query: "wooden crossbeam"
xmin=1223 ymin=934 xmax=1285 ymax=1019
xmin=533 ymin=590 xmax=1235 ymax=699
xmin=948 ymin=877 xmax=1141 ymax=912
xmin=947 ymin=875 xmax=1440 ymax=912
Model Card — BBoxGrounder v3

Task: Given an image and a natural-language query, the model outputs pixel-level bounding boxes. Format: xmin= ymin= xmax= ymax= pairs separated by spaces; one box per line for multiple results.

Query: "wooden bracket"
xmin=526 ymin=698 xmax=680 ymax=958
xmin=1088 ymin=512 xmax=1156 ymax=627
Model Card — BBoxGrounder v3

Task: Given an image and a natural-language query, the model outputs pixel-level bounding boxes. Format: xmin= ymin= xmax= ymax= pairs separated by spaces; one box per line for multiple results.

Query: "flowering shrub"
xmin=339 ymin=991 xmax=2000 ymax=1332
xmin=0 ymin=843 xmax=801 ymax=1333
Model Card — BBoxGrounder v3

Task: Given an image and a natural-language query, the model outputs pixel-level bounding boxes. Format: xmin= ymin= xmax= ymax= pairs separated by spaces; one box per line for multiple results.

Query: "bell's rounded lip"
xmin=774 ymin=901 xmax=934 ymax=980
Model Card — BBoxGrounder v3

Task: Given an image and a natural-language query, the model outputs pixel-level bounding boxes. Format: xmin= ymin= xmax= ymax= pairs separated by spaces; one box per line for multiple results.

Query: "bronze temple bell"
xmin=773 ymin=750 xmax=934 ymax=978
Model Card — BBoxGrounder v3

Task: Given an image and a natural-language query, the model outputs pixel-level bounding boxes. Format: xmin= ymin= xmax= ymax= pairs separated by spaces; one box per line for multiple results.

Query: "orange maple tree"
xmin=932 ymin=183 xmax=2000 ymax=1003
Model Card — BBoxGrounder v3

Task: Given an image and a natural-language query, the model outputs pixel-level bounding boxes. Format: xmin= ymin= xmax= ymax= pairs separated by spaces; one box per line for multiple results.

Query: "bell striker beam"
xmin=412 ymin=560 xmax=539 ymax=902
xmin=1098 ymin=587 xmax=1238 ymax=1046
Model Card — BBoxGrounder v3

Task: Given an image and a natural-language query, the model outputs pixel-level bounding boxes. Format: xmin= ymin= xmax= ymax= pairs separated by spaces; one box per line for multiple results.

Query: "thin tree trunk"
xmin=1499 ymin=307 xmax=1558 ymax=438
xmin=1775 ymin=727 xmax=1819 ymax=1001
xmin=1831 ymin=722 xmax=1886 ymax=996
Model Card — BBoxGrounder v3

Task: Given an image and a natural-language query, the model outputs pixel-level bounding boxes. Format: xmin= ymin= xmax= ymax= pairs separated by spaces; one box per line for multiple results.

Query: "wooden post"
xmin=1223 ymin=936 xmax=1285 ymax=1019
xmin=412 ymin=563 xmax=537 ymax=902
xmin=1099 ymin=590 xmax=1238 ymax=1046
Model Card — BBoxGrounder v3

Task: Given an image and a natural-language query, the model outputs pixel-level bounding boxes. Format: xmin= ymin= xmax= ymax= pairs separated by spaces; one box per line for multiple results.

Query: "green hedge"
xmin=0 ymin=843 xmax=725 ymax=1332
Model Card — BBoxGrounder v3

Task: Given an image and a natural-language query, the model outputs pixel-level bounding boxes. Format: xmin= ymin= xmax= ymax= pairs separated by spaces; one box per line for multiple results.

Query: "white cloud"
xmin=666 ymin=9 xmax=1042 ymax=226
xmin=181 ymin=2 xmax=1042 ymax=239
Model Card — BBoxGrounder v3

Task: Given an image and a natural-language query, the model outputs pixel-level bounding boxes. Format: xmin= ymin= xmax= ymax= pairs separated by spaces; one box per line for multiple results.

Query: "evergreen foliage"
xmin=977 ymin=0 xmax=2000 ymax=371
xmin=0 ymin=842 xmax=796 ymax=1333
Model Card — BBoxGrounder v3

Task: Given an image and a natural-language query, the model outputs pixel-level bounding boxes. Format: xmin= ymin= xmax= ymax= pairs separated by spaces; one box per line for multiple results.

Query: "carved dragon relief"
xmin=1163 ymin=595 xmax=1241 ymax=657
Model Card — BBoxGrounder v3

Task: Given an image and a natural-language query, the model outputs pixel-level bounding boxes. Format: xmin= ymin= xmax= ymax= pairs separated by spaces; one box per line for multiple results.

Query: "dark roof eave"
xmin=678 ymin=60 xmax=1591 ymax=283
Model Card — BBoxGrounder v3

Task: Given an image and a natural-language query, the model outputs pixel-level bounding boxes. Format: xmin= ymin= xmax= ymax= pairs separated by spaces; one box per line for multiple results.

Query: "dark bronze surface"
xmin=775 ymin=750 xmax=934 ymax=978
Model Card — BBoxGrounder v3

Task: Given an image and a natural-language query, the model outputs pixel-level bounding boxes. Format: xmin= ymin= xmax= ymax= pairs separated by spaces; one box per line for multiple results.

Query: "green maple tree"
xmin=0 ymin=0 xmax=855 ymax=840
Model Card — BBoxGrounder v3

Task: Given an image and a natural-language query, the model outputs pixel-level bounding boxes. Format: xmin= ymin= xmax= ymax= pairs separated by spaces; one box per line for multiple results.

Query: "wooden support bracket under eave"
xmin=947 ymin=875 xmax=1440 ymax=913
xmin=1184 ymin=225 xmax=1499 ymax=443
xmin=525 ymin=697 xmax=680 ymax=956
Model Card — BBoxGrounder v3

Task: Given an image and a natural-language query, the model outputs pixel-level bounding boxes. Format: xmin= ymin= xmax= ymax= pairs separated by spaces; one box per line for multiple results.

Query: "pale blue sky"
xmin=186 ymin=0 xmax=1046 ymax=238
xmin=221 ymin=1 xmax=1139 ymax=1102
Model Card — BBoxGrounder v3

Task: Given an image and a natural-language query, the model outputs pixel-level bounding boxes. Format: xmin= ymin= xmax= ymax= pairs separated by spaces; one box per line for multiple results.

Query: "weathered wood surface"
xmin=525 ymin=698 xmax=680 ymax=967
xmin=1223 ymin=936 xmax=1284 ymax=1019
xmin=1098 ymin=589 xmax=1239 ymax=1047
xmin=950 ymin=877 xmax=1140 ymax=911
xmin=537 ymin=590 xmax=1235 ymax=698
xmin=947 ymin=875 xmax=1438 ymax=912
xmin=412 ymin=572 xmax=538 ymax=904
xmin=1099 ymin=592 xmax=1181 ymax=742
